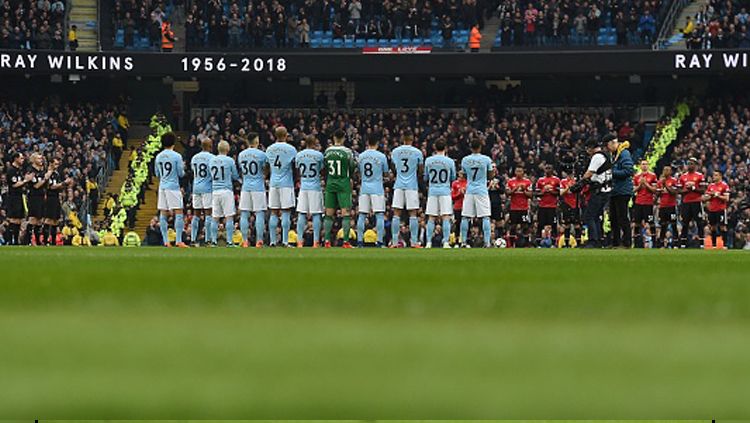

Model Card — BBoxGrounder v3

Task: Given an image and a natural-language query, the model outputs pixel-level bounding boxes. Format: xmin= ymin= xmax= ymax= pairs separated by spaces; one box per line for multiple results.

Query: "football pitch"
xmin=1 ymin=248 xmax=749 ymax=417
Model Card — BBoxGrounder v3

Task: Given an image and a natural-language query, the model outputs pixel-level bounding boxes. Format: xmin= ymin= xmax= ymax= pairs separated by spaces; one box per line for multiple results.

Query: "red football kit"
xmin=536 ymin=175 xmax=561 ymax=209
xmin=633 ymin=171 xmax=657 ymax=206
xmin=507 ymin=177 xmax=532 ymax=211
xmin=679 ymin=172 xmax=705 ymax=203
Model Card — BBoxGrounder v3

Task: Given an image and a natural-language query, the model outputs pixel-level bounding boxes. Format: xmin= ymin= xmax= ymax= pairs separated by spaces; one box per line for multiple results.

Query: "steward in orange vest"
xmin=162 ymin=20 xmax=176 ymax=52
xmin=469 ymin=24 xmax=481 ymax=52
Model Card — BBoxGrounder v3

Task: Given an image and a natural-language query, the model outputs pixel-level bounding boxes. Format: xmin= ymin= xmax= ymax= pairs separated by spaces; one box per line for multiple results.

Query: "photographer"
xmin=579 ymin=136 xmax=616 ymax=248
xmin=609 ymin=134 xmax=634 ymax=248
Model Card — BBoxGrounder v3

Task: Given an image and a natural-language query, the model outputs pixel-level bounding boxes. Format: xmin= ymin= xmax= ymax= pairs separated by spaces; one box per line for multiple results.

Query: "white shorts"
xmin=268 ymin=186 xmax=295 ymax=209
xmin=426 ymin=195 xmax=453 ymax=216
xmin=192 ymin=192 xmax=213 ymax=210
xmin=392 ymin=188 xmax=420 ymax=210
xmin=462 ymin=193 xmax=491 ymax=218
xmin=212 ymin=190 xmax=236 ymax=218
xmin=158 ymin=189 xmax=183 ymax=211
xmin=296 ymin=190 xmax=323 ymax=214
xmin=239 ymin=191 xmax=267 ymax=212
xmin=358 ymin=194 xmax=386 ymax=213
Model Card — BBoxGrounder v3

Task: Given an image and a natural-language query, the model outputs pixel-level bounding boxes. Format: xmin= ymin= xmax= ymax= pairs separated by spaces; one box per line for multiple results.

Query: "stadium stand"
xmin=105 ymin=0 xmax=680 ymax=50
xmin=682 ymin=0 xmax=750 ymax=49
xmin=0 ymin=100 xmax=129 ymax=245
xmin=0 ymin=0 xmax=68 ymax=49
xmin=492 ymin=0 xmax=667 ymax=48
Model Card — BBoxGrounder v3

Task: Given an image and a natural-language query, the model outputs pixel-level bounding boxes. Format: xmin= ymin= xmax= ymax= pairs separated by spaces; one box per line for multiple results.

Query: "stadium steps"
xmin=69 ymin=0 xmax=99 ymax=51
xmin=95 ymin=137 xmax=141 ymax=217
xmin=666 ymin=0 xmax=708 ymax=49
xmin=132 ymin=131 xmax=190 ymax=236
xmin=480 ymin=17 xmax=501 ymax=51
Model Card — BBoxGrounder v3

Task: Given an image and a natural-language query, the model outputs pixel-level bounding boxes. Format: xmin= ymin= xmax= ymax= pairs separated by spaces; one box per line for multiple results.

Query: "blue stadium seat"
xmin=607 ymin=35 xmax=616 ymax=45
xmin=344 ymin=38 xmax=354 ymax=48
xmin=324 ymin=30 xmax=333 ymax=37
xmin=378 ymin=38 xmax=388 ymax=47
xmin=321 ymin=38 xmax=332 ymax=48
xmin=310 ymin=39 xmax=321 ymax=48
xmin=333 ymin=38 xmax=344 ymax=48
xmin=390 ymin=39 xmax=400 ymax=47
xmin=313 ymin=30 xmax=323 ymax=38
xmin=366 ymin=38 xmax=377 ymax=46
xmin=355 ymin=38 xmax=365 ymax=48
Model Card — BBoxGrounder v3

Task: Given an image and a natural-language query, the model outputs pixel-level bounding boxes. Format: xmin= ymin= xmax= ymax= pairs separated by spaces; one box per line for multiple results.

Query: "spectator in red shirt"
xmin=506 ymin=166 xmax=532 ymax=231
xmin=702 ymin=170 xmax=730 ymax=247
xmin=656 ymin=165 xmax=679 ymax=246
xmin=678 ymin=157 xmax=706 ymax=245
xmin=451 ymin=170 xmax=467 ymax=239
xmin=535 ymin=164 xmax=560 ymax=238
xmin=632 ymin=159 xmax=657 ymax=247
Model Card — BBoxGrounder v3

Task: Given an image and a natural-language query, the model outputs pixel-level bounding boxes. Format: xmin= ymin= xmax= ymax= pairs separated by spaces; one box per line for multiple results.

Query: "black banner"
xmin=1 ymin=49 xmax=749 ymax=77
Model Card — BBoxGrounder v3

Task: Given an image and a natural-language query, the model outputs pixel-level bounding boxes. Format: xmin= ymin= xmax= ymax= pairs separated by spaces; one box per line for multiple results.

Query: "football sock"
xmin=159 ymin=214 xmax=169 ymax=245
xmin=426 ymin=220 xmax=435 ymax=245
xmin=312 ymin=214 xmax=321 ymax=243
xmin=204 ymin=215 xmax=213 ymax=243
xmin=240 ymin=211 xmax=250 ymax=243
xmin=9 ymin=223 xmax=20 ymax=245
xmin=49 ymin=225 xmax=58 ymax=245
xmin=409 ymin=216 xmax=418 ymax=245
xmin=460 ymin=218 xmax=470 ymax=244
xmin=375 ymin=213 xmax=385 ymax=244
xmin=391 ymin=215 xmax=400 ymax=244
xmin=212 ymin=218 xmax=220 ymax=244
xmin=442 ymin=219 xmax=451 ymax=244
xmin=324 ymin=215 xmax=333 ymax=242
xmin=225 ymin=217 xmax=234 ymax=244
xmin=357 ymin=214 xmax=366 ymax=242
xmin=191 ymin=214 xmax=201 ymax=242
xmin=281 ymin=211 xmax=291 ymax=244
xmin=175 ymin=214 xmax=184 ymax=244
xmin=297 ymin=213 xmax=307 ymax=244
xmin=342 ymin=216 xmax=351 ymax=242
xmin=254 ymin=211 xmax=265 ymax=244
xmin=42 ymin=224 xmax=50 ymax=245
xmin=482 ymin=217 xmax=491 ymax=247
xmin=269 ymin=214 xmax=279 ymax=245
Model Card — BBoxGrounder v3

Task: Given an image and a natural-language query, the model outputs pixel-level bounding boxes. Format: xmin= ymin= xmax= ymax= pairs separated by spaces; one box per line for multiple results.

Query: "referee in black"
xmin=4 ymin=152 xmax=31 ymax=245
xmin=26 ymin=153 xmax=49 ymax=245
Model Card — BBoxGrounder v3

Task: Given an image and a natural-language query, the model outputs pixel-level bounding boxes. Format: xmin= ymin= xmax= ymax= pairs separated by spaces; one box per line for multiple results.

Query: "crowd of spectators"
xmin=494 ymin=0 xmax=663 ymax=48
xmin=0 ymin=100 xmax=129 ymax=245
xmin=0 ymin=0 xmax=68 ymax=49
xmin=111 ymin=0 xmax=181 ymax=49
xmin=683 ymin=0 xmax=750 ymax=49
xmin=183 ymin=0 xmax=491 ymax=50
xmin=668 ymin=96 xmax=750 ymax=248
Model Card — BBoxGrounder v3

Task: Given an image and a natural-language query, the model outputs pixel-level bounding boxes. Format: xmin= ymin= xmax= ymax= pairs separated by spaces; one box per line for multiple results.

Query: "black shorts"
xmin=537 ymin=207 xmax=557 ymax=228
xmin=510 ymin=210 xmax=530 ymax=225
xmin=27 ymin=195 xmax=45 ymax=219
xmin=559 ymin=203 xmax=580 ymax=224
xmin=4 ymin=194 xmax=25 ymax=219
xmin=708 ymin=210 xmax=726 ymax=226
xmin=681 ymin=202 xmax=703 ymax=223
xmin=658 ymin=206 xmax=677 ymax=225
xmin=44 ymin=194 xmax=62 ymax=220
xmin=632 ymin=204 xmax=655 ymax=224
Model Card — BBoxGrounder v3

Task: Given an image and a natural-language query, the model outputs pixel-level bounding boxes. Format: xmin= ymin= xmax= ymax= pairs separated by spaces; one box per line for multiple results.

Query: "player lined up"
xmin=154 ymin=128 xmax=731 ymax=249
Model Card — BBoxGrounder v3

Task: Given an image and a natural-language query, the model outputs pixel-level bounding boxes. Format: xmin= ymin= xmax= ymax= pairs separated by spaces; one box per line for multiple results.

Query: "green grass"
xmin=1 ymin=248 xmax=749 ymax=417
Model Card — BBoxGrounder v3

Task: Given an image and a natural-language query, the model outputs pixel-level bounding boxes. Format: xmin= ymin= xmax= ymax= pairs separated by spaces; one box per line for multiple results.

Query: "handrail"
xmin=653 ymin=0 xmax=690 ymax=50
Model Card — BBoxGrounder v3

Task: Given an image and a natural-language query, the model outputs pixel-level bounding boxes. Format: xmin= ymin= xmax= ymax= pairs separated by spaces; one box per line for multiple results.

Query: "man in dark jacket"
xmin=609 ymin=134 xmax=634 ymax=248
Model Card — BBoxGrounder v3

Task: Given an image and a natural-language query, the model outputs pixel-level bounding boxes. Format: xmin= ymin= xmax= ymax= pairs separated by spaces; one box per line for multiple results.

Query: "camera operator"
xmin=609 ymin=134 xmax=634 ymax=248
xmin=579 ymin=136 xmax=616 ymax=248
